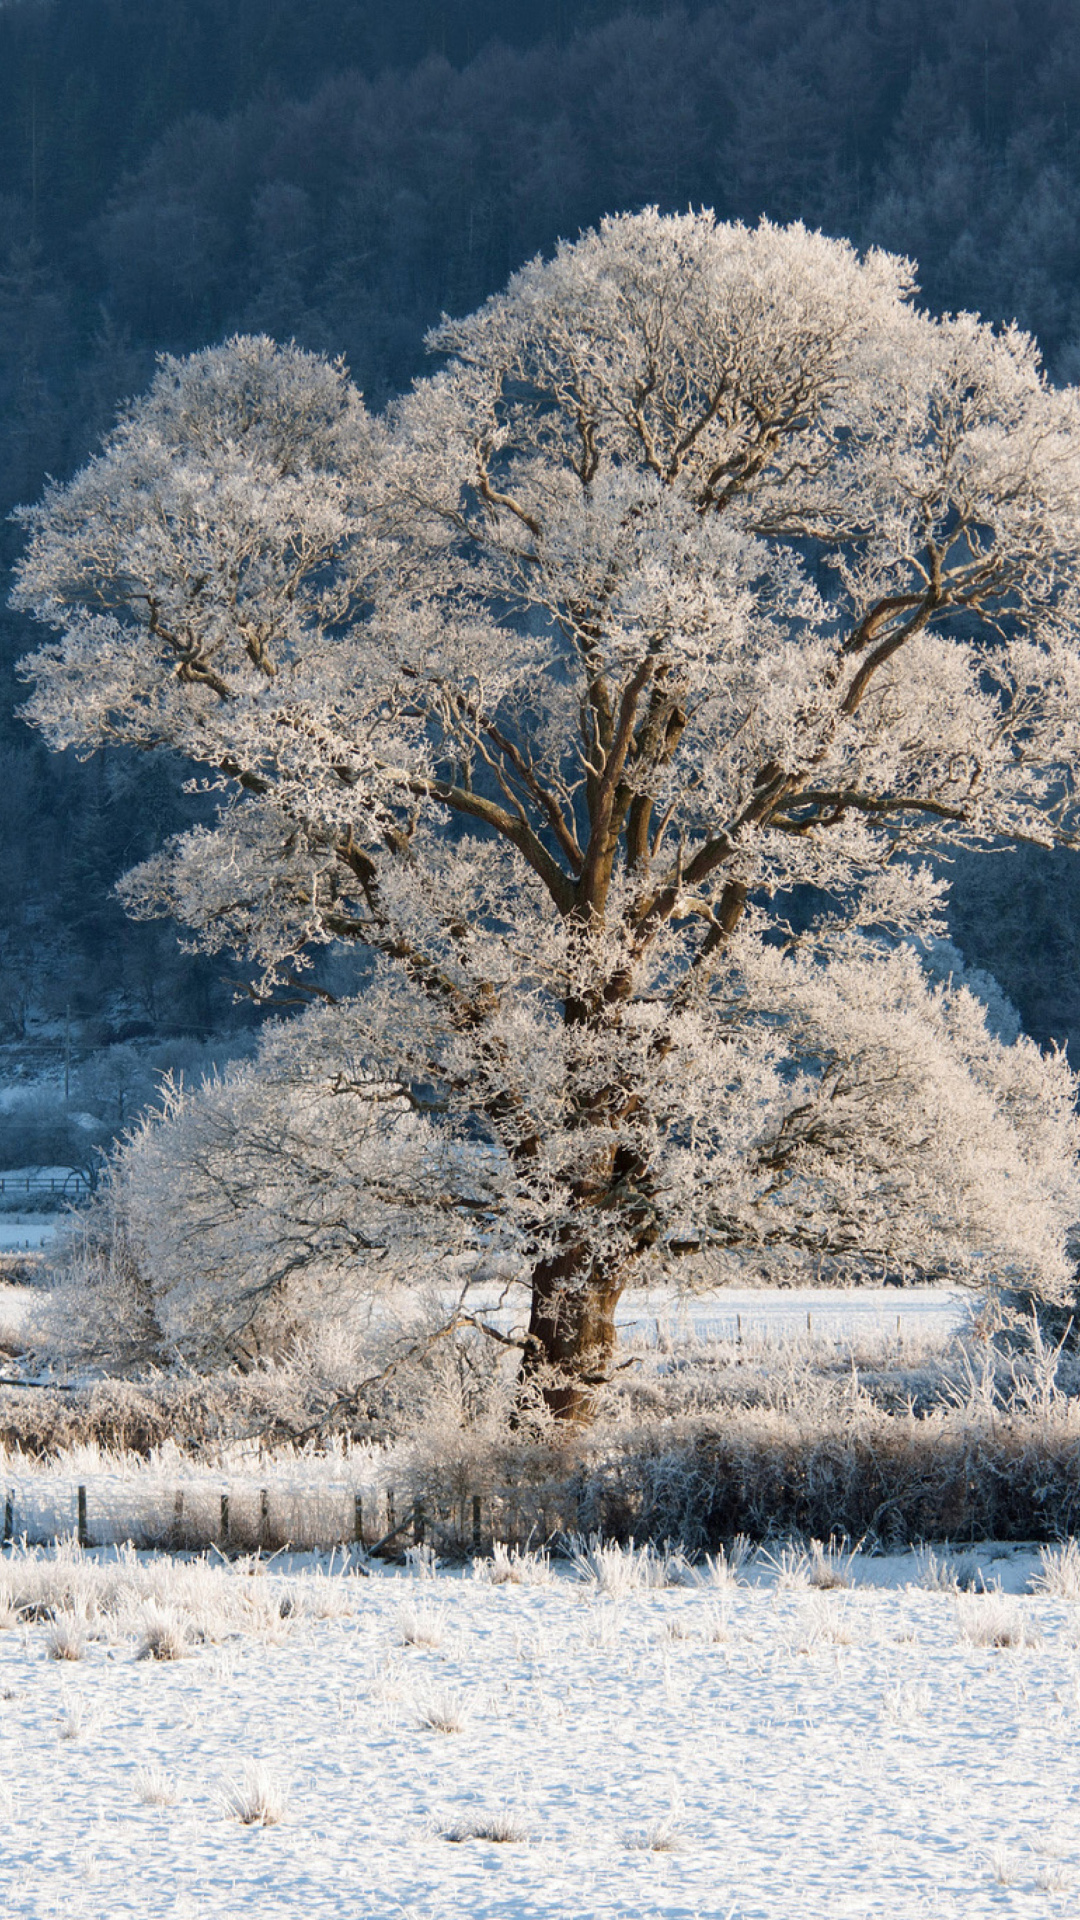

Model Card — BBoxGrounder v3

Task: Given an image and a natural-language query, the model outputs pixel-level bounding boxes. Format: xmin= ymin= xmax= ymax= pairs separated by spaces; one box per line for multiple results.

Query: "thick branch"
xmin=577 ymin=654 xmax=656 ymax=911
xmin=410 ymin=773 xmax=576 ymax=913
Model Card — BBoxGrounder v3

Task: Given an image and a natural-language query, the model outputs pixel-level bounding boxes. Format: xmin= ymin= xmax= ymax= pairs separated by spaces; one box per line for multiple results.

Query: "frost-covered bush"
xmin=41 ymin=1020 xmax=490 ymax=1369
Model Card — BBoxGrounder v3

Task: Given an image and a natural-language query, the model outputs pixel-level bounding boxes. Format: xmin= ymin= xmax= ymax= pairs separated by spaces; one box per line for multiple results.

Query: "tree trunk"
xmin=519 ymin=1245 xmax=624 ymax=1425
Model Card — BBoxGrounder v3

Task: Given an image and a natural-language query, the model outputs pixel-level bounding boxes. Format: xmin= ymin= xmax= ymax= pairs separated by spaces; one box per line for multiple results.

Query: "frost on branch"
xmin=14 ymin=214 xmax=1080 ymax=1419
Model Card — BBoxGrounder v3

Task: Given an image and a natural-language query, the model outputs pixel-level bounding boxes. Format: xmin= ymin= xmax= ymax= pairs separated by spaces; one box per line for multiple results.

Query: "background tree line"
xmin=3 ymin=0 xmax=1080 ymax=1077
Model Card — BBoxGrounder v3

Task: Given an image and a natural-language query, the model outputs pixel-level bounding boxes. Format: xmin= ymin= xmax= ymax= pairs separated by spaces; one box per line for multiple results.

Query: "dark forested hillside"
xmin=5 ymin=0 xmax=1080 ymax=1061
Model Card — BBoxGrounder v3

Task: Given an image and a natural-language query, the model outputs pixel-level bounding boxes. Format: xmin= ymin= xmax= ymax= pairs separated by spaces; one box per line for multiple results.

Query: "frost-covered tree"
xmin=14 ymin=215 xmax=1080 ymax=1419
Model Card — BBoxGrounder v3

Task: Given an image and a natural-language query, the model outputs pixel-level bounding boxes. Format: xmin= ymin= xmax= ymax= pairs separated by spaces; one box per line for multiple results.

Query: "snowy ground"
xmin=0 ymin=1542 xmax=1078 ymax=1919
xmin=0 ymin=1213 xmax=61 ymax=1252
xmin=613 ymin=1283 xmax=973 ymax=1347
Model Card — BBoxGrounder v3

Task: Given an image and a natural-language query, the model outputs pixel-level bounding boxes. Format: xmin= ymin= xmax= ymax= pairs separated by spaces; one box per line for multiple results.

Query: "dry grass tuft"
xmin=1029 ymin=1538 xmax=1080 ymax=1599
xmin=135 ymin=1764 xmax=179 ymax=1807
xmin=566 ymin=1534 xmax=695 ymax=1594
xmin=0 ymin=1538 xmax=360 ymax=1651
xmin=626 ymin=1815 xmax=683 ymax=1851
xmin=985 ymin=1844 xmax=1027 ymax=1887
xmin=443 ymin=1808 xmax=528 ymax=1844
xmin=222 ymin=1762 xmax=289 ymax=1827
xmin=396 ymin=1600 xmax=446 ymax=1648
xmin=475 ymin=1541 xmax=553 ymax=1586
xmin=700 ymin=1536 xmax=752 ymax=1589
xmin=136 ymin=1603 xmax=188 ymax=1661
xmin=56 ymin=1694 xmax=92 ymax=1740
xmin=1034 ymin=1862 xmax=1073 ymax=1893
xmin=758 ymin=1543 xmax=812 ymax=1590
xmin=956 ymin=1594 xmax=1041 ymax=1650
xmin=416 ymin=1688 xmax=470 ymax=1734
xmin=47 ymin=1612 xmax=87 ymax=1661
xmin=806 ymin=1535 xmax=860 ymax=1589
xmin=882 ymin=1681 xmax=932 ymax=1724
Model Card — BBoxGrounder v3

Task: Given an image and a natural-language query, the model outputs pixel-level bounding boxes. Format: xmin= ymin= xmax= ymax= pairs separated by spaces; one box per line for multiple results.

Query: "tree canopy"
xmin=14 ymin=212 xmax=1080 ymax=1418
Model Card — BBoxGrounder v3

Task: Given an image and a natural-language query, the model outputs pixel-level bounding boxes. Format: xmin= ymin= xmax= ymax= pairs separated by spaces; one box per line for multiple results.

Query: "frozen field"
xmin=0 ymin=1541 xmax=1078 ymax=1919
xmin=613 ymin=1284 xmax=973 ymax=1347
xmin=0 ymin=1215 xmax=60 ymax=1253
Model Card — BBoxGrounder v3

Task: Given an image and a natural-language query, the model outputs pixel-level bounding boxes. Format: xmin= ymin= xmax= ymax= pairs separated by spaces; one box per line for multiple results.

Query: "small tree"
xmin=14 ymin=216 xmax=1080 ymax=1419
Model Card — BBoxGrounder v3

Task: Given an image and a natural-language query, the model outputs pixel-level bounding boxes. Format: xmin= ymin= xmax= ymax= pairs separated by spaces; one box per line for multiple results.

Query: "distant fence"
xmin=0 ymin=1174 xmax=88 ymax=1199
xmin=0 ymin=1480 xmax=535 ymax=1559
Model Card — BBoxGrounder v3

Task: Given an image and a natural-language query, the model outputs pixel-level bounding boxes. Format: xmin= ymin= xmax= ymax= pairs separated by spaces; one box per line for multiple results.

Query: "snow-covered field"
xmin=613 ymin=1283 xmax=973 ymax=1347
xmin=0 ymin=1214 xmax=61 ymax=1252
xmin=0 ymin=1540 xmax=1078 ymax=1919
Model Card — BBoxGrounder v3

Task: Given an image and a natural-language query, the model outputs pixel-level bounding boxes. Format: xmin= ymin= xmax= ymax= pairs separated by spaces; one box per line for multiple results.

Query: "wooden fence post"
xmin=353 ymin=1494 xmax=364 ymax=1548
xmin=220 ymin=1491 xmax=230 ymax=1548
xmin=3 ymin=1492 xmax=11 ymax=1546
xmin=259 ymin=1488 xmax=269 ymax=1548
xmin=472 ymin=1493 xmax=482 ymax=1556
xmin=413 ymin=1499 xmax=425 ymax=1546
xmin=77 ymin=1485 xmax=89 ymax=1550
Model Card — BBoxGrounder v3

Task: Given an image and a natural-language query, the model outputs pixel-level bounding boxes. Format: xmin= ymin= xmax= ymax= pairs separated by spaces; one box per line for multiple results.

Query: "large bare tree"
xmin=14 ymin=214 xmax=1080 ymax=1419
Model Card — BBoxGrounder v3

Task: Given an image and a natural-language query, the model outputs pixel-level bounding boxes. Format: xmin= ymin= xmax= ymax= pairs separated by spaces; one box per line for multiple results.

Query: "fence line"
xmin=0 ymin=1175 xmax=88 ymax=1198
xmin=0 ymin=1481 xmax=545 ymax=1559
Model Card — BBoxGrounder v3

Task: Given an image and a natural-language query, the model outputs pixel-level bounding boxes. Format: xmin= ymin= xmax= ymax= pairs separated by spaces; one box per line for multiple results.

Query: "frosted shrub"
xmin=1029 ymin=1539 xmax=1080 ymax=1599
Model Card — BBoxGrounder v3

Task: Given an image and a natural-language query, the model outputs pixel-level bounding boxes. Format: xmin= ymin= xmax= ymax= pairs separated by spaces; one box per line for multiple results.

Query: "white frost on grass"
xmin=473 ymin=1541 xmax=554 ymax=1586
xmin=0 ymin=1536 xmax=363 ymax=1650
xmin=0 ymin=1544 xmax=1078 ymax=1916
xmin=565 ymin=1535 xmax=697 ymax=1594
xmin=954 ymin=1592 xmax=1043 ymax=1650
xmin=1030 ymin=1537 xmax=1080 ymax=1599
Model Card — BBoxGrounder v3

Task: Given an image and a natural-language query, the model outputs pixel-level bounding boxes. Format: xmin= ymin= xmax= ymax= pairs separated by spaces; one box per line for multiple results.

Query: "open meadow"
xmin=0 ymin=1537 xmax=1078 ymax=1919
xmin=1 ymin=1275 xmax=1078 ymax=1918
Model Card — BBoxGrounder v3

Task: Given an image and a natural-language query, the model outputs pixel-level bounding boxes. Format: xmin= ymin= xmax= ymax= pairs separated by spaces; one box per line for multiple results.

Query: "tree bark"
xmin=519 ymin=1244 xmax=624 ymax=1425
